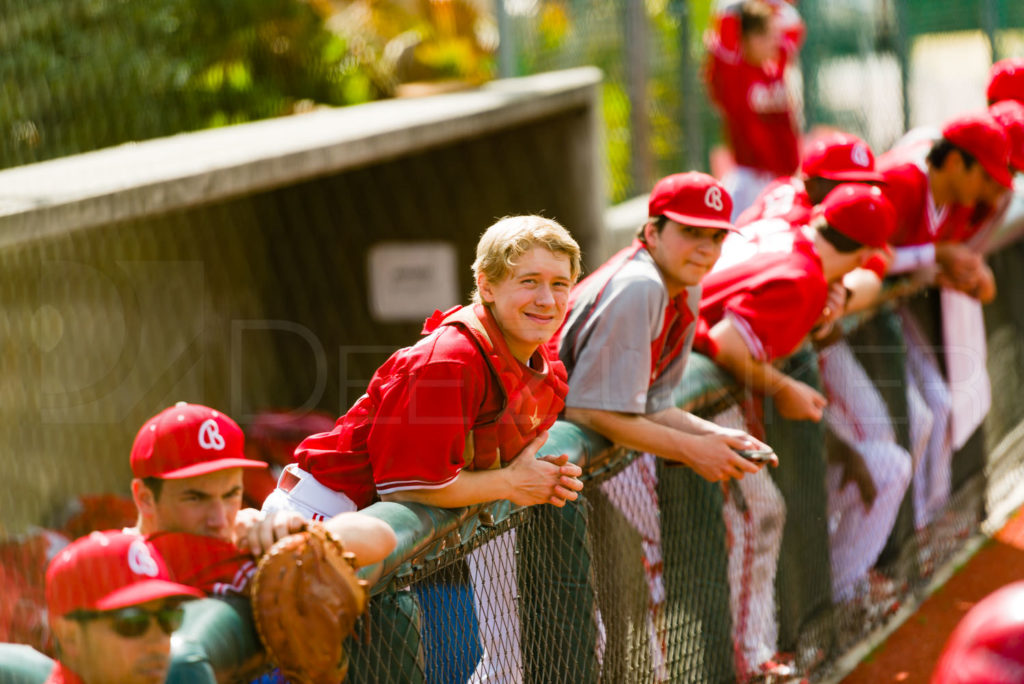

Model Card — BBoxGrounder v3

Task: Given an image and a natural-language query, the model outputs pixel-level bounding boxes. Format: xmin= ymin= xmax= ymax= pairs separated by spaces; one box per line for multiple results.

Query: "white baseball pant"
xmin=717 ymin=404 xmax=786 ymax=676
xmin=467 ymin=532 xmax=522 ymax=684
xmin=597 ymin=452 xmax=667 ymax=680
xmin=899 ymin=307 xmax=953 ymax=530
xmin=819 ymin=341 xmax=913 ymax=602
xmin=260 ymin=463 xmax=358 ymax=518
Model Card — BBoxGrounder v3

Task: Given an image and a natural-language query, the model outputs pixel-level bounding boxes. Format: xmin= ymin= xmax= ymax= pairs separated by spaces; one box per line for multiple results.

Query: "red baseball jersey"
xmin=736 ymin=177 xmax=891 ymax=278
xmin=296 ymin=304 xmax=568 ymax=509
xmin=876 ymin=143 xmax=971 ymax=247
xmin=147 ymin=532 xmax=256 ymax=597
xmin=697 ymin=223 xmax=827 ymax=362
xmin=706 ymin=43 xmax=800 ymax=177
xmin=735 ymin=176 xmax=812 ymax=227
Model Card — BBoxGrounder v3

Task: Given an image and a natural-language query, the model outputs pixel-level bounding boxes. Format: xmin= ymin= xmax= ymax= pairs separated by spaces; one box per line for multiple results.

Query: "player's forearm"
xmin=564 ymin=406 xmax=705 ymax=466
xmin=717 ymin=350 xmax=794 ymax=399
xmin=379 ymin=470 xmax=509 ymax=509
xmin=646 ymin=406 xmax=721 ymax=436
xmin=566 ymin=406 xmax=674 ymax=453
xmin=709 ymin=328 xmax=791 ymax=399
xmin=323 ymin=512 xmax=398 ymax=566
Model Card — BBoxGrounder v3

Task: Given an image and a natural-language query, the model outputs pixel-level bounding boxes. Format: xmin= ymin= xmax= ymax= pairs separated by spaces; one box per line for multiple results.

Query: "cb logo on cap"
xmin=128 ymin=539 xmax=160 ymax=577
xmin=852 ymin=143 xmax=870 ymax=167
xmin=198 ymin=418 xmax=226 ymax=451
xmin=704 ymin=186 xmax=724 ymax=212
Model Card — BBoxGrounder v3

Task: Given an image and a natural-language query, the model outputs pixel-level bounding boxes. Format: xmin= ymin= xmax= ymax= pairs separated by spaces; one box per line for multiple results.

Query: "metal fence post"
xmin=497 ymin=0 xmax=515 ymax=78
xmin=675 ymin=0 xmax=706 ymax=173
xmin=893 ymin=0 xmax=912 ymax=132
xmin=982 ymin=0 xmax=1000 ymax=63
xmin=625 ymin=0 xmax=652 ymax=195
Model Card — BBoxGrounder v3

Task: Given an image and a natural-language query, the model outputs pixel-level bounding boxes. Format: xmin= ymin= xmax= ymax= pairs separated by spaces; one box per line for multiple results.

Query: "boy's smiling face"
xmin=477 ymin=245 xmax=573 ymax=364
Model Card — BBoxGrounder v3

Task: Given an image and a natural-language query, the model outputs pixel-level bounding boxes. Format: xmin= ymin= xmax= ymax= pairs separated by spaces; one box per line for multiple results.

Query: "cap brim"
xmin=159 ymin=457 xmax=268 ymax=479
xmin=95 ymin=579 xmax=203 ymax=611
xmin=819 ymin=170 xmax=887 ymax=183
xmin=662 ymin=210 xmax=738 ymax=232
xmin=980 ymin=159 xmax=1014 ymax=188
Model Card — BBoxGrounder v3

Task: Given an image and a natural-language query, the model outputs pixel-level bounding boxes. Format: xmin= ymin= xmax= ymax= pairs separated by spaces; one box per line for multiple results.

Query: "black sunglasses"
xmin=68 ymin=605 xmax=185 ymax=638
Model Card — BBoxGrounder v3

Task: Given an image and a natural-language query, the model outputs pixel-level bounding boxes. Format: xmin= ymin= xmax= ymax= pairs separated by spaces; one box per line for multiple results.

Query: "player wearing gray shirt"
xmin=553 ymin=172 xmax=771 ymax=482
xmin=559 ymin=242 xmax=700 ymax=415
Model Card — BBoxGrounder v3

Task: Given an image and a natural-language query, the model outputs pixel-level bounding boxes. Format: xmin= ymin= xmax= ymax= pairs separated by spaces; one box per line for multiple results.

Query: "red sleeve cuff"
xmin=692 ymin=316 xmax=720 ymax=359
xmin=863 ymin=254 xmax=888 ymax=279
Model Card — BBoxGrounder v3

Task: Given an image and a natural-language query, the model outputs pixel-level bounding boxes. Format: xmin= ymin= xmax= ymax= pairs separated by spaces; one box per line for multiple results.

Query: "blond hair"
xmin=471 ymin=216 xmax=582 ymax=304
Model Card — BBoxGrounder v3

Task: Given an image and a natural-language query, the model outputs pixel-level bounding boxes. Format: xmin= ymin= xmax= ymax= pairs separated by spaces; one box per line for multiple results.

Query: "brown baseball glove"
xmin=250 ymin=523 xmax=369 ymax=684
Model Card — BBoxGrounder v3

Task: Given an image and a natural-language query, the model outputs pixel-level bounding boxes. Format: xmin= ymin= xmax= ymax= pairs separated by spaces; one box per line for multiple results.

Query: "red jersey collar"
xmin=423 ymin=304 xmax=551 ymax=375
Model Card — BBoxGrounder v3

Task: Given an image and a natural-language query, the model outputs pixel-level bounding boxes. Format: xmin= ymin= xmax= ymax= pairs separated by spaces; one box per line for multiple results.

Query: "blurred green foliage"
xmin=512 ymin=0 xmax=632 ymax=201
xmin=0 ymin=0 xmax=498 ymax=170
xmin=0 ymin=0 xmax=722 ymax=205
xmin=327 ymin=0 xmax=496 ymax=94
xmin=0 ymin=0 xmax=376 ymax=168
xmin=509 ymin=0 xmax=713 ymax=203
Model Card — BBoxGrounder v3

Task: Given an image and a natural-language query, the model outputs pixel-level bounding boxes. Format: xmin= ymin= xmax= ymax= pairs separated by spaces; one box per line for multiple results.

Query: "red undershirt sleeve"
xmin=723 ymin=277 xmax=821 ymax=362
xmin=367 ymin=360 xmax=485 ymax=496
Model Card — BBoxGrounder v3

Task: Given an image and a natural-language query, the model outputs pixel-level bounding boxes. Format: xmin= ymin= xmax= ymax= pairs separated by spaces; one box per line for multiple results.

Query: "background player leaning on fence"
xmin=836 ymin=112 xmax=1014 ymax=535
xmin=695 ymin=184 xmax=897 ymax=677
xmin=728 ymin=130 xmax=916 ymax=616
xmin=551 ymin=171 xmax=771 ymax=680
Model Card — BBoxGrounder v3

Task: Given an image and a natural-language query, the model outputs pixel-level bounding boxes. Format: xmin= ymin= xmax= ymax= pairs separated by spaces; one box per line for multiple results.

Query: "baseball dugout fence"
xmin=326 ymin=249 xmax=1024 ymax=684
xmin=78 ymin=254 xmax=1024 ymax=684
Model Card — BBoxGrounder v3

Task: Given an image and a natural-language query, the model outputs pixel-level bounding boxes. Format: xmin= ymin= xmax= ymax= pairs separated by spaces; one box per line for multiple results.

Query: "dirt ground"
xmin=841 ymin=510 xmax=1024 ymax=683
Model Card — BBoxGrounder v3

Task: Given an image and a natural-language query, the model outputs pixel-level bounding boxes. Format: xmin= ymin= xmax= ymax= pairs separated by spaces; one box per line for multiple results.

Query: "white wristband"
xmin=888 ymin=243 xmax=936 ymax=275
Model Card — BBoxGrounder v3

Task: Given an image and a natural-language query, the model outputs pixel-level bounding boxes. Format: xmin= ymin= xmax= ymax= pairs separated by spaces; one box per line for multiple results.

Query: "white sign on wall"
xmin=367 ymin=242 xmax=460 ymax=322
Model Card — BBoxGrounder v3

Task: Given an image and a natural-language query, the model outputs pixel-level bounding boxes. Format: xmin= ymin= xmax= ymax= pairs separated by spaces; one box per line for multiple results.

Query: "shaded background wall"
xmin=0 ymin=71 xmax=604 ymax=532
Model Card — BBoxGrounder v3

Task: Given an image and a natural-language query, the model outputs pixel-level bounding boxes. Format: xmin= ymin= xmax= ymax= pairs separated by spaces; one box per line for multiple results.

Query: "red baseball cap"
xmin=933 ymin=581 xmax=1024 ymax=684
xmin=648 ymin=172 xmax=736 ymax=231
xmin=45 ymin=530 xmax=202 ymax=618
xmin=989 ymin=99 xmax=1024 ymax=173
xmin=818 ymin=184 xmax=896 ymax=250
xmin=801 ymin=132 xmax=885 ymax=182
xmin=130 ymin=402 xmax=267 ymax=479
xmin=987 ymin=57 xmax=1024 ymax=105
xmin=941 ymin=112 xmax=1013 ymax=188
